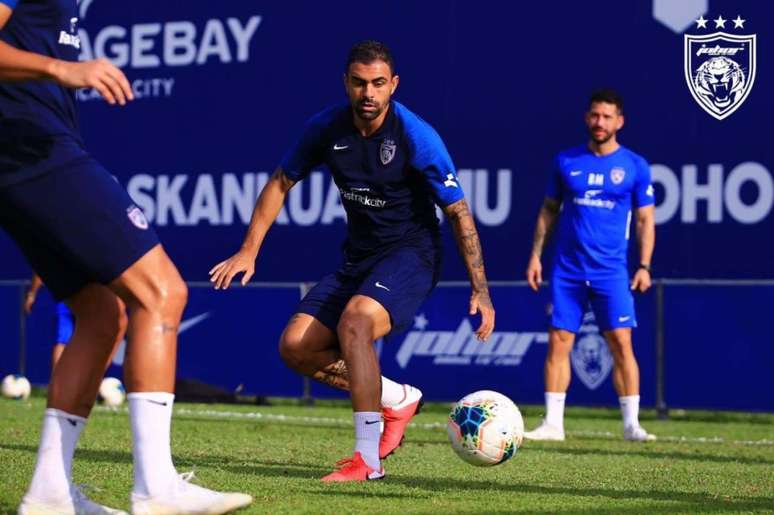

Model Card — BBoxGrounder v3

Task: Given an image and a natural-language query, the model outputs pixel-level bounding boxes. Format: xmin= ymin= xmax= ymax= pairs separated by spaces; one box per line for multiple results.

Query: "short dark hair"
xmin=589 ymin=89 xmax=624 ymax=114
xmin=346 ymin=40 xmax=395 ymax=76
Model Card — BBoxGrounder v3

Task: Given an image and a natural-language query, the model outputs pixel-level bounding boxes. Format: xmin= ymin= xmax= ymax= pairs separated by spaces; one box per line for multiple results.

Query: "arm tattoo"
xmin=311 ymin=359 xmax=350 ymax=391
xmin=444 ymin=199 xmax=489 ymax=292
xmin=531 ymin=199 xmax=560 ymax=258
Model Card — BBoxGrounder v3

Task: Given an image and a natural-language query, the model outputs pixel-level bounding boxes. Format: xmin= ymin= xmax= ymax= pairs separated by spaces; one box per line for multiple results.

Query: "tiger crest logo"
xmin=684 ymin=16 xmax=756 ymax=120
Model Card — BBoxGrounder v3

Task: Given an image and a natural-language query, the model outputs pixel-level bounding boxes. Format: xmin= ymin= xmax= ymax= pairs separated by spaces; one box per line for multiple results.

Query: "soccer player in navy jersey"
xmin=0 ymin=1 xmax=251 ymax=513
xmin=210 ymin=40 xmax=495 ymax=481
xmin=524 ymin=90 xmax=656 ymax=442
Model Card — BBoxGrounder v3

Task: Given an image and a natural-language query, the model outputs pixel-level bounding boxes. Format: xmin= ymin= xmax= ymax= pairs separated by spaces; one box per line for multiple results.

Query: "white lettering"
xmin=127 ymin=174 xmax=156 ymax=223
xmin=131 ymin=23 xmax=161 ymax=68
xmin=681 ymin=164 xmax=723 ymax=223
xmin=724 ymin=162 xmax=773 ymax=224
xmin=651 ymin=164 xmax=680 ymax=224
xmin=474 ymin=168 xmax=511 ymax=226
xmin=94 ymin=25 xmax=128 ymax=67
xmin=188 ymin=175 xmax=220 ymax=225
xmin=156 ymin=175 xmax=188 ymax=226
xmin=289 ymin=173 xmax=324 ymax=225
xmin=221 ymin=173 xmax=255 ymax=225
xmin=196 ymin=19 xmax=231 ymax=65
xmin=226 ymin=16 xmax=261 ymax=62
xmin=163 ymin=21 xmax=197 ymax=66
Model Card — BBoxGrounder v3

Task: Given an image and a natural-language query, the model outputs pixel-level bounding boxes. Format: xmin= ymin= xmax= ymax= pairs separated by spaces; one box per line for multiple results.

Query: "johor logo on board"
xmin=684 ymin=15 xmax=755 ymax=120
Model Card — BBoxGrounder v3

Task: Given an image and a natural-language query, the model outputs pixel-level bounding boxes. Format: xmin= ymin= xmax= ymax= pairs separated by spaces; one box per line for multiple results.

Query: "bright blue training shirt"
xmin=281 ymin=100 xmax=465 ymax=262
xmin=0 ymin=0 xmax=86 ymax=187
xmin=546 ymin=144 xmax=654 ymax=280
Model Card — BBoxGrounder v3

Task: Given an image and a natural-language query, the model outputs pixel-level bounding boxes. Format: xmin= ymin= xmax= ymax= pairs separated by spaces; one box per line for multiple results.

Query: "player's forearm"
xmin=28 ymin=274 xmax=43 ymax=295
xmin=444 ymin=199 xmax=489 ymax=293
xmin=240 ymin=169 xmax=293 ymax=254
xmin=0 ymin=40 xmax=61 ymax=81
xmin=636 ymin=218 xmax=655 ymax=266
xmin=531 ymin=203 xmax=559 ymax=259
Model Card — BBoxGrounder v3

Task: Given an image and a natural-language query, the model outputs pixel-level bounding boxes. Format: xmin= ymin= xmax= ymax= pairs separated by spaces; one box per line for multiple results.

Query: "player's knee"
xmin=141 ymin=273 xmax=188 ymax=318
xmin=278 ymin=330 xmax=306 ymax=369
xmin=337 ymin=310 xmax=375 ymax=345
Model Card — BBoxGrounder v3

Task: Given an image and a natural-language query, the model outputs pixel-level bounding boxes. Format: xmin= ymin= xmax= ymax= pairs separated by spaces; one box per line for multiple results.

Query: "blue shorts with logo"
xmin=298 ymin=244 xmax=440 ymax=335
xmin=56 ymin=302 xmax=74 ymax=345
xmin=0 ymin=158 xmax=159 ymax=301
xmin=551 ymin=274 xmax=637 ymax=333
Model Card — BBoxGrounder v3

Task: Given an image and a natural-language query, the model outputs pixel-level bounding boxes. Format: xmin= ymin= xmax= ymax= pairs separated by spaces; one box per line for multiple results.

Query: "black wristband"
xmin=638 ymin=263 xmax=651 ymax=273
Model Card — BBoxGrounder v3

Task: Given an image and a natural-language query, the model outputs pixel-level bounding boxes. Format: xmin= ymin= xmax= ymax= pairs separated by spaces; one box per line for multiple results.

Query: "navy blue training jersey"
xmin=0 ymin=0 xmax=85 ymax=187
xmin=546 ymin=144 xmax=654 ymax=280
xmin=281 ymin=101 xmax=465 ymax=262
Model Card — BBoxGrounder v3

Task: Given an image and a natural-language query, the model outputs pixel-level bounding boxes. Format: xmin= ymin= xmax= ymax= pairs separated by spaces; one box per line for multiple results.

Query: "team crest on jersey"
xmin=570 ymin=313 xmax=613 ymax=390
xmin=379 ymin=139 xmax=397 ymax=165
xmin=684 ymin=16 xmax=756 ymax=120
xmin=610 ymin=167 xmax=625 ymax=185
xmin=127 ymin=205 xmax=149 ymax=230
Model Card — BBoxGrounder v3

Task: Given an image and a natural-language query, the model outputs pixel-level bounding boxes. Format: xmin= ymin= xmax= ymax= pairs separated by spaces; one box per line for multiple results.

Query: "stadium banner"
xmin=663 ymin=283 xmax=774 ymax=411
xmin=312 ymin=284 xmax=658 ymax=407
xmin=1 ymin=0 xmax=771 ymax=282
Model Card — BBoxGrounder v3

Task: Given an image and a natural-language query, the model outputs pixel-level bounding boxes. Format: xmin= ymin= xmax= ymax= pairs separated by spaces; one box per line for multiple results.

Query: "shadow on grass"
xmin=0 ymin=499 xmax=16 ymax=515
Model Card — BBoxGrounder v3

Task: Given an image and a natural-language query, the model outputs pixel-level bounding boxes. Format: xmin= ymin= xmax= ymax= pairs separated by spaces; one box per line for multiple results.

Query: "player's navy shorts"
xmin=0 ymin=158 xmax=159 ymax=301
xmin=551 ymin=274 xmax=637 ymax=333
xmin=56 ymin=302 xmax=74 ymax=344
xmin=298 ymin=244 xmax=440 ymax=335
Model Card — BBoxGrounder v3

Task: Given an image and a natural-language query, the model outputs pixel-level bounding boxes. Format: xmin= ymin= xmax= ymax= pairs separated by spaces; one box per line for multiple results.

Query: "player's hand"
xmin=51 ymin=58 xmax=133 ymax=106
xmin=209 ymin=249 xmax=257 ymax=290
xmin=630 ymin=268 xmax=652 ymax=293
xmin=469 ymin=289 xmax=495 ymax=342
xmin=23 ymin=291 xmax=36 ymax=315
xmin=526 ymin=254 xmax=543 ymax=292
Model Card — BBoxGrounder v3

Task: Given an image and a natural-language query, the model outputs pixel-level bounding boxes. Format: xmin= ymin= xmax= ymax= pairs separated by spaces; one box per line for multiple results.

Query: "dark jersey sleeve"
xmin=278 ymin=109 xmax=332 ymax=182
xmin=0 ymin=0 xmax=18 ymax=9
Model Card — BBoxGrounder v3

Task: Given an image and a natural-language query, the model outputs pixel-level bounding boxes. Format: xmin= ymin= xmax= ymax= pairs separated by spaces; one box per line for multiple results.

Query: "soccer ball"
xmin=447 ymin=390 xmax=524 ymax=466
xmin=98 ymin=377 xmax=125 ymax=407
xmin=1 ymin=374 xmax=31 ymax=400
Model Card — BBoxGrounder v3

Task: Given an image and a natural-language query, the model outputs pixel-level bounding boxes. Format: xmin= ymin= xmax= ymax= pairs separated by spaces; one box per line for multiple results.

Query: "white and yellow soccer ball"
xmin=98 ymin=377 xmax=126 ymax=407
xmin=1 ymin=374 xmax=32 ymax=400
xmin=447 ymin=390 xmax=524 ymax=466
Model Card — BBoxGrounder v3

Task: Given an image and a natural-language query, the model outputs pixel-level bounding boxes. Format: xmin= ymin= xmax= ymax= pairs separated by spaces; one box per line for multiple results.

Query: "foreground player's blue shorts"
xmin=298 ymin=245 xmax=440 ymax=335
xmin=56 ymin=302 xmax=74 ymax=345
xmin=551 ymin=275 xmax=637 ymax=333
xmin=0 ymin=158 xmax=160 ymax=300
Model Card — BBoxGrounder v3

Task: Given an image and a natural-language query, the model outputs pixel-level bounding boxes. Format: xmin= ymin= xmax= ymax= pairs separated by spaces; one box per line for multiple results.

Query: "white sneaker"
xmin=523 ymin=419 xmax=566 ymax=441
xmin=19 ymin=485 xmax=128 ymax=515
xmin=624 ymin=425 xmax=657 ymax=442
xmin=130 ymin=472 xmax=253 ymax=515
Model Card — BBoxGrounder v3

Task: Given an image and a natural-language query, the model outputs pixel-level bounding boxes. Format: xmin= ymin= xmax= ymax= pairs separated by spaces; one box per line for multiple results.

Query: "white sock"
xmin=619 ymin=395 xmax=640 ymax=428
xmin=128 ymin=392 xmax=178 ymax=497
xmin=353 ymin=411 xmax=381 ymax=470
xmin=26 ymin=408 xmax=86 ymax=502
xmin=380 ymin=377 xmax=421 ymax=410
xmin=544 ymin=392 xmax=566 ymax=429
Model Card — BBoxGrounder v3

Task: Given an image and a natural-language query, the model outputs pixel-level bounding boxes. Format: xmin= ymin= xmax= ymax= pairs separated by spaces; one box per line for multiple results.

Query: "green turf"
xmin=1 ymin=397 xmax=772 ymax=514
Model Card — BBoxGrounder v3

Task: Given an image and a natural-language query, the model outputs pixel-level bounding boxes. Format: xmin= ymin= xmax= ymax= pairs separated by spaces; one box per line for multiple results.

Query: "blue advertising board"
xmin=1 ymin=0 xmax=772 ymax=282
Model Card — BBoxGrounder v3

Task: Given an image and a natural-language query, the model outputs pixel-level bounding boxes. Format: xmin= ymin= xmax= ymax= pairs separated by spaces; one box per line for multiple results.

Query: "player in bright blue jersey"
xmin=0 ymin=1 xmax=251 ymax=512
xmin=524 ymin=90 xmax=656 ymax=443
xmin=211 ymin=40 xmax=495 ymax=481
xmin=25 ymin=274 xmax=127 ymax=377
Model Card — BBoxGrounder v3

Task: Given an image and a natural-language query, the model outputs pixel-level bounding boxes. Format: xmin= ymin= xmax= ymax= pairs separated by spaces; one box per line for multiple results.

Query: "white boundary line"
xmin=96 ymin=406 xmax=774 ymax=447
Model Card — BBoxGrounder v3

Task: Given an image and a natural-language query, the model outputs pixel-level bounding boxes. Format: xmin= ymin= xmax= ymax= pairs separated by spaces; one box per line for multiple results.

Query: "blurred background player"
xmin=0 ymin=1 xmax=251 ymax=512
xmin=25 ymin=273 xmax=127 ymax=376
xmin=524 ymin=89 xmax=656 ymax=442
xmin=210 ymin=40 xmax=495 ymax=481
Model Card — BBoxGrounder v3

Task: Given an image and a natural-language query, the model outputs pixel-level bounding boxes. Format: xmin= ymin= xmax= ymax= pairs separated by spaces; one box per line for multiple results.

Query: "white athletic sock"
xmin=128 ymin=392 xmax=178 ymax=497
xmin=619 ymin=395 xmax=640 ymax=428
xmin=353 ymin=411 xmax=382 ymax=470
xmin=380 ymin=377 xmax=421 ymax=410
xmin=26 ymin=408 xmax=86 ymax=502
xmin=544 ymin=392 xmax=566 ymax=429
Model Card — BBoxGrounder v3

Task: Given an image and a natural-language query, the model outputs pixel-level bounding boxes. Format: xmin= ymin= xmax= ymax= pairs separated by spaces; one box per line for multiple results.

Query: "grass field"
xmin=1 ymin=396 xmax=772 ymax=514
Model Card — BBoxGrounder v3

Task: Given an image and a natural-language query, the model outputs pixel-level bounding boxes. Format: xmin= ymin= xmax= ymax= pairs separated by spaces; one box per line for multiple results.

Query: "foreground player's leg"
xmin=322 ymin=295 xmax=390 ymax=482
xmin=112 ymin=246 xmax=252 ymax=514
xmin=279 ymin=314 xmax=423 ymax=459
xmin=524 ymin=328 xmax=574 ymax=441
xmin=20 ymin=284 xmax=128 ymax=514
xmin=604 ymin=328 xmax=655 ymax=442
